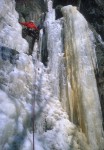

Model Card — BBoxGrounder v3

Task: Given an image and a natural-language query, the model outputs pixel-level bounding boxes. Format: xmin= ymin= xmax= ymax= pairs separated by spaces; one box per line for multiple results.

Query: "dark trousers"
xmin=22 ymin=28 xmax=39 ymax=54
xmin=22 ymin=28 xmax=39 ymax=40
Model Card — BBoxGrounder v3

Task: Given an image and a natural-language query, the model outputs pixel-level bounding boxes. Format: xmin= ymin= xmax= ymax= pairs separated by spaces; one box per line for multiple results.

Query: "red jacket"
xmin=20 ymin=22 xmax=39 ymax=30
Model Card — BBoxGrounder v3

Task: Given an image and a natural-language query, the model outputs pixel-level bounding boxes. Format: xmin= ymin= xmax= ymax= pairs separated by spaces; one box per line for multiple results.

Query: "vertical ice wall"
xmin=62 ymin=5 xmax=104 ymax=149
xmin=0 ymin=0 xmax=35 ymax=149
xmin=0 ymin=0 xmax=103 ymax=149
xmin=31 ymin=1 xmax=91 ymax=150
xmin=44 ymin=0 xmax=64 ymax=98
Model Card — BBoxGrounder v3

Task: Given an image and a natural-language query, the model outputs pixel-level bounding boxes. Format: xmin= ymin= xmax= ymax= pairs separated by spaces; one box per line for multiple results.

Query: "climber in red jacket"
xmin=20 ymin=21 xmax=39 ymax=40
xmin=20 ymin=21 xmax=39 ymax=30
xmin=20 ymin=21 xmax=40 ymax=55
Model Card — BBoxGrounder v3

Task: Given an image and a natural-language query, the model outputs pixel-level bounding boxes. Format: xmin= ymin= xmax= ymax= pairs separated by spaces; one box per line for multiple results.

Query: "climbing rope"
xmin=32 ymin=98 xmax=35 ymax=150
xmin=32 ymin=67 xmax=37 ymax=150
xmin=32 ymin=42 xmax=39 ymax=150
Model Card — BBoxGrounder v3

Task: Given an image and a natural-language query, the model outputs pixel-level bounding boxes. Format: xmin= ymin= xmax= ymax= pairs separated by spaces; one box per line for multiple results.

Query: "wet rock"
xmin=0 ymin=46 xmax=19 ymax=64
xmin=80 ymin=0 xmax=104 ymax=40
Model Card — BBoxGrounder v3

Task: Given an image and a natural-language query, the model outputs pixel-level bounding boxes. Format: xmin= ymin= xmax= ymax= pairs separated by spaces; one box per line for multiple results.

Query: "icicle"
xmin=47 ymin=0 xmax=53 ymax=12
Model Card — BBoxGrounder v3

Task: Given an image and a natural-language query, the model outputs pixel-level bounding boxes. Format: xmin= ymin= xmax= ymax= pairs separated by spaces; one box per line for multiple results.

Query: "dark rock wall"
xmin=0 ymin=46 xmax=19 ymax=64
xmin=80 ymin=0 xmax=104 ymax=40
xmin=15 ymin=0 xmax=45 ymax=25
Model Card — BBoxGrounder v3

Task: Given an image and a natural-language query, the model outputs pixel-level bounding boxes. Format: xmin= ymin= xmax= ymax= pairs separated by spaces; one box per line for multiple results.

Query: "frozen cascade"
xmin=62 ymin=5 xmax=104 ymax=149
xmin=45 ymin=1 xmax=63 ymax=98
xmin=0 ymin=0 xmax=104 ymax=150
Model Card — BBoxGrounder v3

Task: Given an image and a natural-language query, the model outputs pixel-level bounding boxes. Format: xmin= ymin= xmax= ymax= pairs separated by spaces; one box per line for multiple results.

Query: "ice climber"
xmin=20 ymin=20 xmax=40 ymax=55
xmin=20 ymin=21 xmax=39 ymax=40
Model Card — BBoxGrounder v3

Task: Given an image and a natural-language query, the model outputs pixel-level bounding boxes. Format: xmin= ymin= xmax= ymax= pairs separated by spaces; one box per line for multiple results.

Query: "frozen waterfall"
xmin=0 ymin=0 xmax=104 ymax=150
xmin=62 ymin=5 xmax=104 ymax=149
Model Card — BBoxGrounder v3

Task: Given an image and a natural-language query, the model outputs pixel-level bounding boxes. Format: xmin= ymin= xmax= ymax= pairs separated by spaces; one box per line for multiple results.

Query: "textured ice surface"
xmin=0 ymin=0 xmax=103 ymax=150
xmin=62 ymin=5 xmax=104 ymax=150
xmin=0 ymin=0 xmax=28 ymax=53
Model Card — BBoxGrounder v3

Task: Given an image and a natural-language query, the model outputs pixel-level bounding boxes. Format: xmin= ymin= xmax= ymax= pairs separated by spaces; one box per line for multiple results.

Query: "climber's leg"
xmin=22 ymin=28 xmax=29 ymax=38
xmin=29 ymin=37 xmax=36 ymax=55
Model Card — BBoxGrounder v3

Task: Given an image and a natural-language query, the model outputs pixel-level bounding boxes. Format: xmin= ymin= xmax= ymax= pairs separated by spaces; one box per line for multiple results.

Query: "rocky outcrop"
xmin=0 ymin=46 xmax=19 ymax=64
xmin=80 ymin=0 xmax=104 ymax=40
xmin=95 ymin=0 xmax=104 ymax=6
xmin=15 ymin=0 xmax=45 ymax=24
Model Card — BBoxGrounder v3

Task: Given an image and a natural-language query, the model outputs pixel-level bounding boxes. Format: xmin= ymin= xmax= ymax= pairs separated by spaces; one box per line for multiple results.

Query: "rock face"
xmin=80 ymin=0 xmax=104 ymax=40
xmin=95 ymin=0 xmax=104 ymax=6
xmin=0 ymin=46 xmax=19 ymax=64
xmin=15 ymin=0 xmax=45 ymax=24
xmin=0 ymin=0 xmax=104 ymax=150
